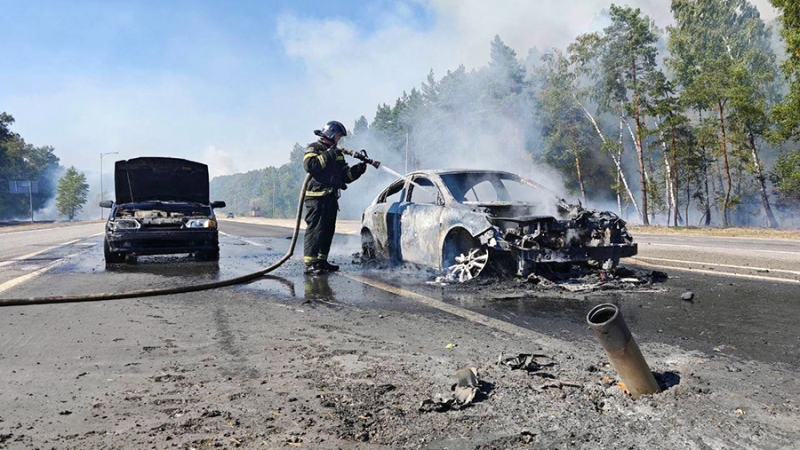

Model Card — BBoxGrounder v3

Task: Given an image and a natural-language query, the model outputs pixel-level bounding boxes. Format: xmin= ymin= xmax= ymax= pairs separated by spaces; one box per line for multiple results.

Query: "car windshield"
xmin=440 ymin=172 xmax=546 ymax=204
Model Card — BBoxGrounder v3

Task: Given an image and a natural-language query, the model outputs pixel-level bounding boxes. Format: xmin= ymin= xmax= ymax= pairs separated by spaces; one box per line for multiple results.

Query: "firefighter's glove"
xmin=351 ymin=162 xmax=368 ymax=178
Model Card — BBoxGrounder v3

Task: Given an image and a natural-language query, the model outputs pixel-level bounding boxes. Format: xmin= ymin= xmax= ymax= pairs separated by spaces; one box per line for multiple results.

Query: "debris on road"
xmin=453 ymin=367 xmax=479 ymax=405
xmin=420 ymin=367 xmax=482 ymax=413
xmin=681 ymin=291 xmax=695 ymax=301
xmin=533 ymin=380 xmax=583 ymax=392
xmin=498 ymin=353 xmax=556 ymax=374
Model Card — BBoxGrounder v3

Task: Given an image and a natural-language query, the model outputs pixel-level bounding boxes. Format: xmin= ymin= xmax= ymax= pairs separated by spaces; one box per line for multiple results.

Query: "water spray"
xmin=341 ymin=147 xmax=434 ymax=194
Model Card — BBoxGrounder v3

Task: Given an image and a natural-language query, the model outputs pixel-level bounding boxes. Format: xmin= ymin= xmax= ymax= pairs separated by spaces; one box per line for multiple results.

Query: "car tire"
xmin=104 ymin=240 xmax=126 ymax=264
xmin=361 ymin=229 xmax=378 ymax=261
xmin=195 ymin=247 xmax=220 ymax=261
xmin=442 ymin=229 xmax=489 ymax=282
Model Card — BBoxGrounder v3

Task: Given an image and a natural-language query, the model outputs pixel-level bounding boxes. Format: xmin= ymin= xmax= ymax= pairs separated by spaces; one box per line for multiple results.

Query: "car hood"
xmin=115 ymin=157 xmax=210 ymax=205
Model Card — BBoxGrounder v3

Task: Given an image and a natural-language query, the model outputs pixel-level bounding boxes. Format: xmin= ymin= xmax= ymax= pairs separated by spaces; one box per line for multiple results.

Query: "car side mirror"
xmin=99 ymin=200 xmax=114 ymax=208
xmin=211 ymin=201 xmax=226 ymax=209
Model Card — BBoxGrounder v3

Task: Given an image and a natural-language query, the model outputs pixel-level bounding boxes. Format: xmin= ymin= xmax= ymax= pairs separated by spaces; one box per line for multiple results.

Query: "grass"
xmin=628 ymin=225 xmax=800 ymax=240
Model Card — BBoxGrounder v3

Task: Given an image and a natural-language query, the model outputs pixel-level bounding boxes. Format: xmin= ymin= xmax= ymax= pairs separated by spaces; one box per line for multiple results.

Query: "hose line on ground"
xmin=0 ymin=175 xmax=312 ymax=308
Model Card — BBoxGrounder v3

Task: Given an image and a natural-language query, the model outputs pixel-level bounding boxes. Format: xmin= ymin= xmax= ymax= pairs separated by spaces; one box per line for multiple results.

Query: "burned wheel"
xmin=447 ymin=246 xmax=489 ymax=282
xmin=361 ymin=229 xmax=378 ymax=261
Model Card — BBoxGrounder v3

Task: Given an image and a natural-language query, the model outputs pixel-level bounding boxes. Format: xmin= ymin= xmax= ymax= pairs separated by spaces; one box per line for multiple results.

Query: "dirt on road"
xmin=1 ymin=264 xmax=798 ymax=449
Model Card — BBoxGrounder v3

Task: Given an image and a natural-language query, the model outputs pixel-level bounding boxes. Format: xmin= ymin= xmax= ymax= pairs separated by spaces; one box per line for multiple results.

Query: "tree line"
xmin=215 ymin=0 xmax=800 ymax=228
xmin=1 ymin=113 xmax=88 ymax=221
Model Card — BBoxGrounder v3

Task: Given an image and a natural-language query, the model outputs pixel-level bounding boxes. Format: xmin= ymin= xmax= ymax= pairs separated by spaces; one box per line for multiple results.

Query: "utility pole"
xmin=28 ymin=182 xmax=33 ymax=223
xmin=405 ymin=129 xmax=409 ymax=174
xmin=100 ymin=152 xmax=118 ymax=219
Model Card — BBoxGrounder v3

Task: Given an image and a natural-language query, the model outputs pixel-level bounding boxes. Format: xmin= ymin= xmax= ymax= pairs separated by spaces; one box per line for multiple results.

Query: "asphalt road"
xmin=1 ymin=219 xmax=798 ymax=371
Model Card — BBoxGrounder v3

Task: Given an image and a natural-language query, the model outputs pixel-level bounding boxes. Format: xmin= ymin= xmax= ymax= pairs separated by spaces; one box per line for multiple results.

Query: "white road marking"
xmin=0 ymin=239 xmax=82 ymax=268
xmin=0 ymin=251 xmax=83 ymax=294
xmin=341 ymin=273 xmax=555 ymax=342
xmin=218 ymin=231 xmax=264 ymax=247
xmin=644 ymin=242 xmax=799 ymax=256
xmin=0 ymin=232 xmax=104 ymax=268
xmin=0 ymin=222 xmax=103 ymax=235
xmin=628 ymin=258 xmax=800 ymax=285
xmin=634 ymin=256 xmax=800 ymax=277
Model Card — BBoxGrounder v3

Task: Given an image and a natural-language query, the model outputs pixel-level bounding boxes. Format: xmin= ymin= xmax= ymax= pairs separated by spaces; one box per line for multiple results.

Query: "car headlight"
xmin=185 ymin=219 xmax=216 ymax=229
xmin=114 ymin=219 xmax=141 ymax=230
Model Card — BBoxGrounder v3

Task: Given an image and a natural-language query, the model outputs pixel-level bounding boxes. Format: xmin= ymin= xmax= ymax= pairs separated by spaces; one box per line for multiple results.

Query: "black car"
xmin=99 ymin=157 xmax=226 ymax=264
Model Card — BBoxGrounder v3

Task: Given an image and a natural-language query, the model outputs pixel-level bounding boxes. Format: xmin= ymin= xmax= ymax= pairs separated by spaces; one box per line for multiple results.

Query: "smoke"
xmin=2 ymin=0 xmax=781 ymax=182
xmin=202 ymin=146 xmax=238 ymax=179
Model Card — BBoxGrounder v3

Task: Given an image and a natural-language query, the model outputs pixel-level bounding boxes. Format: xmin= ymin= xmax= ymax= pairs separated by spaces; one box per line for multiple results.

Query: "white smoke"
xmin=1 ymin=0 xmax=781 ymax=180
xmin=202 ymin=146 xmax=237 ymax=179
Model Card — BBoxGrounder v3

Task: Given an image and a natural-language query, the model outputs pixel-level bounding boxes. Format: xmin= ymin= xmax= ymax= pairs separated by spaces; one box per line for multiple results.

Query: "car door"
xmin=399 ymin=176 xmax=445 ymax=267
xmin=369 ymin=179 xmax=407 ymax=261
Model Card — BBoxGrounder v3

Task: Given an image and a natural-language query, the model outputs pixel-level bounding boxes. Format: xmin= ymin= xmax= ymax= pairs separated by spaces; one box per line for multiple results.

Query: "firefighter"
xmin=302 ymin=120 xmax=367 ymax=275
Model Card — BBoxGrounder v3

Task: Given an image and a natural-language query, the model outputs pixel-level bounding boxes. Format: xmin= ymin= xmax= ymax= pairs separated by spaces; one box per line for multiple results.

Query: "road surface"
xmin=0 ymin=220 xmax=798 ymax=448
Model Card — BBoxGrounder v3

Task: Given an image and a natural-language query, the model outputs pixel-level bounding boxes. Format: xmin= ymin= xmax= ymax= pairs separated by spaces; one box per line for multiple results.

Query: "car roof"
xmin=406 ymin=169 xmax=518 ymax=177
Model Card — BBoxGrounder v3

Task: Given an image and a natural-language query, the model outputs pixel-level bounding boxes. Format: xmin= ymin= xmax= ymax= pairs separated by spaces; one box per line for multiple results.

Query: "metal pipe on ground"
xmin=586 ymin=303 xmax=660 ymax=398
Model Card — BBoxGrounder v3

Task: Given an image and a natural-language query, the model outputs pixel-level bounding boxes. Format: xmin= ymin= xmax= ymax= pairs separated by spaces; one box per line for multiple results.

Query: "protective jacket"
xmin=302 ymin=140 xmax=362 ymax=197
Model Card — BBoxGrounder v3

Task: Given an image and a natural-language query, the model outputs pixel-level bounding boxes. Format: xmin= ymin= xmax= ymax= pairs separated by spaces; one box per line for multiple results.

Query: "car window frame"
xmin=378 ymin=179 xmax=407 ymax=204
xmin=407 ymin=176 xmax=444 ymax=206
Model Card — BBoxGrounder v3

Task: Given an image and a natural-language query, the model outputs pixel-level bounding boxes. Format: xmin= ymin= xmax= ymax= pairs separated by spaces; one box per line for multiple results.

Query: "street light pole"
xmin=100 ymin=152 xmax=118 ymax=219
xmin=405 ymin=129 xmax=409 ymax=174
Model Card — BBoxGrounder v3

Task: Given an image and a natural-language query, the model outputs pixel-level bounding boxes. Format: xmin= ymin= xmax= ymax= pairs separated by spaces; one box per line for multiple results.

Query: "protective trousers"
xmin=303 ymin=195 xmax=338 ymax=265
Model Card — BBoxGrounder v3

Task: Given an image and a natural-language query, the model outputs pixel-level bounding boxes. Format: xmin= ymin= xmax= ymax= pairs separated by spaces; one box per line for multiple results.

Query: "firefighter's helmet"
xmin=315 ymin=121 xmax=348 ymax=140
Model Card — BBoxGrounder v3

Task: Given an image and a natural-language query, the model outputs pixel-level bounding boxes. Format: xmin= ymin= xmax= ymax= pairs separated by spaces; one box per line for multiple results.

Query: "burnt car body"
xmin=360 ymin=170 xmax=637 ymax=281
xmin=100 ymin=157 xmax=226 ymax=264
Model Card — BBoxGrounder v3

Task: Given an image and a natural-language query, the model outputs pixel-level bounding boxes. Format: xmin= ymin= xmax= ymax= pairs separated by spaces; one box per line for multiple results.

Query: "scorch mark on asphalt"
xmin=0 ymin=239 xmax=82 ymax=268
xmin=0 ymin=231 xmax=101 ymax=268
xmin=0 ymin=234 xmax=102 ymax=294
xmin=0 ymin=250 xmax=88 ymax=294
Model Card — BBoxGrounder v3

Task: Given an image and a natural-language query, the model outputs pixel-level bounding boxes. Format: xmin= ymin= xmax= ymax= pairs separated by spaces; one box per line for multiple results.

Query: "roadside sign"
xmin=9 ymin=180 xmax=39 ymax=194
xmin=9 ymin=180 xmax=38 ymax=222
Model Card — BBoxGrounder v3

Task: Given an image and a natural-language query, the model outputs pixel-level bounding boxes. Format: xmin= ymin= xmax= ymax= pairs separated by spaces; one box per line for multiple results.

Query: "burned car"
xmin=360 ymin=170 xmax=637 ymax=282
xmin=99 ymin=157 xmax=225 ymax=264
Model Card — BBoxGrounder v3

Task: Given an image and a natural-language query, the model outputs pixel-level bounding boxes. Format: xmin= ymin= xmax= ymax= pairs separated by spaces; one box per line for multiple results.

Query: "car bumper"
xmin=106 ymin=229 xmax=218 ymax=255
xmin=511 ymin=243 xmax=638 ymax=264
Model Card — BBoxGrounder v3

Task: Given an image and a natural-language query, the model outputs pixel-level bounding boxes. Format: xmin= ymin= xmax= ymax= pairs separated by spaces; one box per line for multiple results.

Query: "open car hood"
xmin=115 ymin=157 xmax=210 ymax=205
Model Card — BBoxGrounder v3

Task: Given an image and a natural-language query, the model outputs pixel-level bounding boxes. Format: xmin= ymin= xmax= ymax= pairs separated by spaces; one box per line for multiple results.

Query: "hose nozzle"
xmin=341 ymin=147 xmax=381 ymax=169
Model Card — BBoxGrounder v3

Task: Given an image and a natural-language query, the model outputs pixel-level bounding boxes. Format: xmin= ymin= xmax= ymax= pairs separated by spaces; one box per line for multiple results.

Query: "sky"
xmin=0 ymin=0 xmax=780 ymax=180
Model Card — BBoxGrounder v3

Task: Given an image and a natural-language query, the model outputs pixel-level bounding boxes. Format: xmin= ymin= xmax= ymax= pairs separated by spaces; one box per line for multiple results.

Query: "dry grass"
xmin=628 ymin=225 xmax=800 ymax=240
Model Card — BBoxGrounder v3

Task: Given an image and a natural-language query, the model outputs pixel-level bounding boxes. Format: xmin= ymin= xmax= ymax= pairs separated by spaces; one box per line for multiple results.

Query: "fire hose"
xmin=0 ymin=148 xmax=383 ymax=308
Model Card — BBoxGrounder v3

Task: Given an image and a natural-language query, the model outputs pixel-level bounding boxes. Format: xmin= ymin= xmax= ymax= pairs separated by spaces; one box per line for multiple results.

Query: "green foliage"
xmin=534 ymin=50 xmax=611 ymax=198
xmin=770 ymin=0 xmax=800 ymax=140
xmin=667 ymin=0 xmax=778 ymax=226
xmin=769 ymin=149 xmax=800 ymax=207
xmin=56 ymin=166 xmax=89 ymax=220
xmin=214 ymin=15 xmax=798 ymax=227
xmin=210 ymin=144 xmax=306 ymax=219
xmin=0 ymin=112 xmax=61 ymax=220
